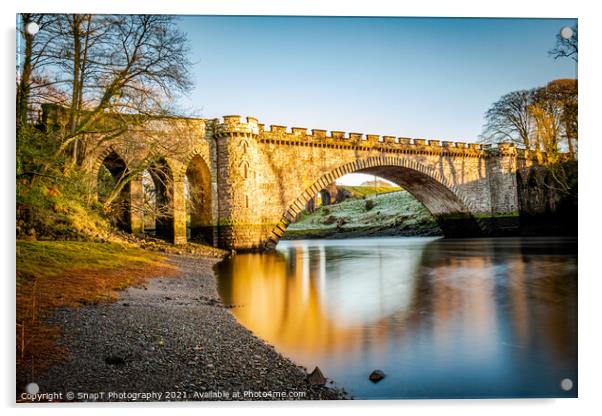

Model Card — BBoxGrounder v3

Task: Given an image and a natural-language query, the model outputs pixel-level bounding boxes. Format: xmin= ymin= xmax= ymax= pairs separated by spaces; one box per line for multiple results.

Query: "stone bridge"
xmin=59 ymin=110 xmax=550 ymax=251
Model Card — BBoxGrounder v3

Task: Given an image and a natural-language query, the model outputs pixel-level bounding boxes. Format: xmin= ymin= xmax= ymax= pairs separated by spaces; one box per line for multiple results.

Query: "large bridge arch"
xmin=265 ymin=156 xmax=485 ymax=249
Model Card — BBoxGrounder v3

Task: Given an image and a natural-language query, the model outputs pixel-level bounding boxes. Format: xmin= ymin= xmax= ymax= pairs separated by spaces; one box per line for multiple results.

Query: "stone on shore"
xmin=307 ymin=366 xmax=327 ymax=386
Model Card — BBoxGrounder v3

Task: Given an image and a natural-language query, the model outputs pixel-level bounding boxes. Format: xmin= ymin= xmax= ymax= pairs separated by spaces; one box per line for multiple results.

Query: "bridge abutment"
xmin=485 ymin=143 xmax=521 ymax=235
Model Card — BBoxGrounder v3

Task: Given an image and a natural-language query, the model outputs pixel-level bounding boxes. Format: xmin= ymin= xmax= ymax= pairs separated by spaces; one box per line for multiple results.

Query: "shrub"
xmin=17 ymin=127 xmax=109 ymax=240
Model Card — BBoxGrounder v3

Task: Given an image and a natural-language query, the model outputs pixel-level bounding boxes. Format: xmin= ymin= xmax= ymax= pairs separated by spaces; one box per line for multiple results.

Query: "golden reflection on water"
xmin=219 ymin=245 xmax=375 ymax=361
xmin=216 ymin=237 xmax=577 ymax=398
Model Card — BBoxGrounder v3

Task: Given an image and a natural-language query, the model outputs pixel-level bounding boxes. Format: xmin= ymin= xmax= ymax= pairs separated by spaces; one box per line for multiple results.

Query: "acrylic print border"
xmin=4 ymin=0 xmax=592 ymax=414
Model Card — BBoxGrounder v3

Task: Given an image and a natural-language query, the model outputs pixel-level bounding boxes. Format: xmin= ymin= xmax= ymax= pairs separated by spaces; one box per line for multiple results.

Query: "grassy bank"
xmin=283 ymin=190 xmax=441 ymax=239
xmin=16 ymin=240 xmax=179 ymax=372
xmin=339 ymin=185 xmax=402 ymax=198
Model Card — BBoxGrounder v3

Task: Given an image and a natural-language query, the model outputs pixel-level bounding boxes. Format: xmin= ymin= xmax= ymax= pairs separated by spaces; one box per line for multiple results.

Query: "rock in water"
xmin=369 ymin=369 xmax=385 ymax=383
xmin=307 ymin=366 xmax=327 ymax=386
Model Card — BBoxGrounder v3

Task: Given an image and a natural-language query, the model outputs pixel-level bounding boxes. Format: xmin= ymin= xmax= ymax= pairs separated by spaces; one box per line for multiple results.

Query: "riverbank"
xmin=282 ymin=223 xmax=441 ymax=239
xmin=16 ymin=242 xmax=345 ymax=401
xmin=16 ymin=240 xmax=181 ymax=378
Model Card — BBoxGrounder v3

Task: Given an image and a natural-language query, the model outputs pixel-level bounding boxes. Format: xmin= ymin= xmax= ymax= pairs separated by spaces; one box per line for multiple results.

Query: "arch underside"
xmin=186 ymin=154 xmax=213 ymax=243
xmin=358 ymin=166 xmax=482 ymax=237
xmin=267 ymin=159 xmax=484 ymax=249
xmin=147 ymin=158 xmax=174 ymax=241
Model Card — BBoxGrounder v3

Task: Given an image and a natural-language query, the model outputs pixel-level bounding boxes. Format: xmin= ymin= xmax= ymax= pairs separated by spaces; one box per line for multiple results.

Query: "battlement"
xmin=213 ymin=115 xmax=514 ymax=155
xmin=214 ymin=115 xmax=260 ymax=136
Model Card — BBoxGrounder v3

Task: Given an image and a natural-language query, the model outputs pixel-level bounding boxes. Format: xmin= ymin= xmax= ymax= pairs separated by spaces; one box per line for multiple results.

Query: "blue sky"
xmin=177 ymin=16 xmax=576 ymax=185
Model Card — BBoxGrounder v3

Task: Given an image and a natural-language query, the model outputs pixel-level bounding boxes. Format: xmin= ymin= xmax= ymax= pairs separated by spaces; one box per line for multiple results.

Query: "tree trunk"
xmin=68 ymin=15 xmax=82 ymax=168
xmin=16 ymin=14 xmax=34 ymax=131
xmin=75 ymin=17 xmax=91 ymax=165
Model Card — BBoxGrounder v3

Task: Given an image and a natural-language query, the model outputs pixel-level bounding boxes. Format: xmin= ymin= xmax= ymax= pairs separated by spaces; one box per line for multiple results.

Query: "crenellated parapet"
xmin=211 ymin=116 xmax=516 ymax=158
xmin=212 ymin=115 xmax=261 ymax=138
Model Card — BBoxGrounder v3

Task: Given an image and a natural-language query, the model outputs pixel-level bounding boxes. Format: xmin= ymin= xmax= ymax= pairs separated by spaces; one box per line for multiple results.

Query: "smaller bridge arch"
xmin=94 ymin=148 xmax=132 ymax=232
xmin=91 ymin=146 xmax=132 ymax=187
xmin=183 ymin=153 xmax=215 ymax=244
xmin=137 ymin=157 xmax=175 ymax=241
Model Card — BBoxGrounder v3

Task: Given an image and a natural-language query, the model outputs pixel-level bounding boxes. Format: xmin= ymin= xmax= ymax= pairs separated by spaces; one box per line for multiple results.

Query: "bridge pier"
xmin=129 ymin=175 xmax=145 ymax=236
xmin=213 ymin=115 xmax=268 ymax=250
xmin=319 ymin=183 xmax=338 ymax=206
xmin=173 ymin=179 xmax=188 ymax=245
xmin=485 ymin=143 xmax=521 ymax=235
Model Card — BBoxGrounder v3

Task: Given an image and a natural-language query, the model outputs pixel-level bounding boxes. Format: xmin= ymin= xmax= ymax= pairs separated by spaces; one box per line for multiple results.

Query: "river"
xmin=216 ymin=237 xmax=577 ymax=399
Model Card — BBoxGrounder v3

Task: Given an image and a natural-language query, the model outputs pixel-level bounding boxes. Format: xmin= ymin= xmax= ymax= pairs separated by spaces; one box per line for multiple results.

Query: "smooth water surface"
xmin=216 ymin=237 xmax=577 ymax=399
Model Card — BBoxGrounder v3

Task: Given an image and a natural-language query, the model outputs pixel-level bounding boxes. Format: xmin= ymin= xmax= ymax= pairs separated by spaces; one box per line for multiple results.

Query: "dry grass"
xmin=16 ymin=240 xmax=179 ymax=374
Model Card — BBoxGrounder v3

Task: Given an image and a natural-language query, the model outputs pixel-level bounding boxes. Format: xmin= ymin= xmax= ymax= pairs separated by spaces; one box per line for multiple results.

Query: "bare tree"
xmin=16 ymin=14 xmax=35 ymax=130
xmin=46 ymin=15 xmax=193 ymax=166
xmin=549 ymin=25 xmax=578 ymax=62
xmin=17 ymin=14 xmax=192 ymax=166
xmin=16 ymin=14 xmax=60 ymax=129
xmin=479 ymin=89 xmax=534 ymax=149
xmin=17 ymin=13 xmax=196 ymax=233
xmin=529 ymin=80 xmax=577 ymax=156
xmin=481 ymin=23 xmax=578 ymax=155
xmin=481 ymin=79 xmax=577 ymax=158
xmin=528 ymin=80 xmax=578 ymax=195
xmin=529 ymin=100 xmax=560 ymax=155
xmin=547 ymin=79 xmax=577 ymax=157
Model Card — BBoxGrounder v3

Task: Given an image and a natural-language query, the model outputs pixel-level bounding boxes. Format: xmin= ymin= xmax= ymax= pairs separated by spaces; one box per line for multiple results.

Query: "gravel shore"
xmin=18 ymin=254 xmax=345 ymax=401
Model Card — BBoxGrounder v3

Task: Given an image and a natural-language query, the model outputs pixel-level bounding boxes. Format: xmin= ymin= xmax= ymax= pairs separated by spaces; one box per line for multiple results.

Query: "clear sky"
xmin=177 ymin=16 xmax=577 ymax=185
